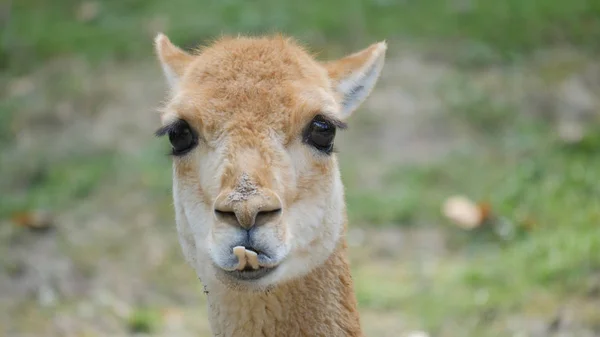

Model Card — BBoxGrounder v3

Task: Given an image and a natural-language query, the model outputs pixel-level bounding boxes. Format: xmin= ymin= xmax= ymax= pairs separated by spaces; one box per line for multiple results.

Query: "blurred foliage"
xmin=3 ymin=0 xmax=600 ymax=73
xmin=127 ymin=308 xmax=161 ymax=333
xmin=346 ymin=121 xmax=600 ymax=230
xmin=0 ymin=152 xmax=116 ymax=218
xmin=2 ymin=1 xmax=600 ymax=336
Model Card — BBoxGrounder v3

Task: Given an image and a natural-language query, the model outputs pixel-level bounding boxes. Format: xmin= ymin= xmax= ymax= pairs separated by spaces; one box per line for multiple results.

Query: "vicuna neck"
xmin=205 ymin=240 xmax=363 ymax=337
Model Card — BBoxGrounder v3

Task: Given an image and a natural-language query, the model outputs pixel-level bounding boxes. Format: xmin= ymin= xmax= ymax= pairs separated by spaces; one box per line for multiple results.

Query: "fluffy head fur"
xmin=155 ymin=33 xmax=386 ymax=336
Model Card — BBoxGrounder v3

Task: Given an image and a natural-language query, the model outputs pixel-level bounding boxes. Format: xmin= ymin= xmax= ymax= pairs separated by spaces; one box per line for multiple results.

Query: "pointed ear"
xmin=324 ymin=42 xmax=387 ymax=118
xmin=154 ymin=33 xmax=194 ymax=87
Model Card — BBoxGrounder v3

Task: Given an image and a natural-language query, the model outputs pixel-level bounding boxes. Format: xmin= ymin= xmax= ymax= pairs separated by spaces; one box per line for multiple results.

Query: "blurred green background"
xmin=1 ymin=1 xmax=600 ymax=336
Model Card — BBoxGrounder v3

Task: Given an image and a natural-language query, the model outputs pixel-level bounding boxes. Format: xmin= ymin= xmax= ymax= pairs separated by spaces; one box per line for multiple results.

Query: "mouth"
xmin=223 ymin=265 xmax=277 ymax=281
xmin=219 ymin=246 xmax=278 ymax=281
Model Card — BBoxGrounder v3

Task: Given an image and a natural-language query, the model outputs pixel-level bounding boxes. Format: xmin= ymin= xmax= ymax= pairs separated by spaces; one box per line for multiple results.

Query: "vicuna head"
xmin=155 ymin=34 xmax=386 ymax=291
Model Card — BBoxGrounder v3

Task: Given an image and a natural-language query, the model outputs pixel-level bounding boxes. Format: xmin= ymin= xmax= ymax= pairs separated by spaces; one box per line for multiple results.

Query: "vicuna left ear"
xmin=324 ymin=42 xmax=387 ymax=118
xmin=154 ymin=33 xmax=194 ymax=88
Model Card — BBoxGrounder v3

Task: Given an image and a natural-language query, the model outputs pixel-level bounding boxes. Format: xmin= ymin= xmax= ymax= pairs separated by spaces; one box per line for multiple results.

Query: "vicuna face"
xmin=155 ymin=35 xmax=385 ymax=290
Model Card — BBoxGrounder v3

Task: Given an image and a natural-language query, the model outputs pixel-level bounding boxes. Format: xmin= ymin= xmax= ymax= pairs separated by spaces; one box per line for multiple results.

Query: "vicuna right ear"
xmin=154 ymin=33 xmax=194 ymax=88
xmin=324 ymin=42 xmax=387 ymax=119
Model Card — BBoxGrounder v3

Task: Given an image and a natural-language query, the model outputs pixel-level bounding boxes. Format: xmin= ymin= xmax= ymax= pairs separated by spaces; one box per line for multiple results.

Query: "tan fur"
xmin=207 ymin=242 xmax=361 ymax=337
xmin=154 ymin=33 xmax=386 ymax=337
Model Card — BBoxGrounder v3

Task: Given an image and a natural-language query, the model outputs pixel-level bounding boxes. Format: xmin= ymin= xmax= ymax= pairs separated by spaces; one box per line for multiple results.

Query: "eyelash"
xmin=155 ymin=119 xmax=199 ymax=157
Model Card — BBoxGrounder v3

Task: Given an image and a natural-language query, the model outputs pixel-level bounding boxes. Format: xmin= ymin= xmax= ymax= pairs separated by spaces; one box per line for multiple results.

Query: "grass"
xmin=4 ymin=0 xmax=600 ymax=73
xmin=349 ymin=129 xmax=600 ymax=229
xmin=127 ymin=308 xmax=161 ymax=334
xmin=0 ymin=152 xmax=117 ymax=219
xmin=353 ymin=224 xmax=600 ymax=336
xmin=350 ymin=151 xmax=600 ymax=335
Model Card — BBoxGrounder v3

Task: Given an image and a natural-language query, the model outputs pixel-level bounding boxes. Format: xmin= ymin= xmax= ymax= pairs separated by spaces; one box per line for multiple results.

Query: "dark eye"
xmin=304 ymin=116 xmax=336 ymax=153
xmin=157 ymin=120 xmax=198 ymax=156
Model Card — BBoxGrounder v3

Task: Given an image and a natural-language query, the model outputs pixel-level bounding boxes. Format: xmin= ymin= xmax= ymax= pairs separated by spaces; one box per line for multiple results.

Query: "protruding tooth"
xmin=245 ymin=250 xmax=259 ymax=270
xmin=233 ymin=246 xmax=247 ymax=270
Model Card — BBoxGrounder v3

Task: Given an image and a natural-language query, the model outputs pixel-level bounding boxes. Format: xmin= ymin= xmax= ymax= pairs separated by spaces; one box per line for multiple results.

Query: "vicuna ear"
xmin=154 ymin=33 xmax=194 ymax=87
xmin=324 ymin=42 xmax=387 ymax=118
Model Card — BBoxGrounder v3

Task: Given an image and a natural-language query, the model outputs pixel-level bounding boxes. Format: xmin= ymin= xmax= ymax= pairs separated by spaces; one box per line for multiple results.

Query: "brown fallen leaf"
xmin=11 ymin=209 xmax=54 ymax=232
xmin=477 ymin=201 xmax=492 ymax=221
xmin=442 ymin=195 xmax=486 ymax=230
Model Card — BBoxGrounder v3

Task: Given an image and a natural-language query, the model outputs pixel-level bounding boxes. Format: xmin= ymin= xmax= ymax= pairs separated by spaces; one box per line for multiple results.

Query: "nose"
xmin=214 ymin=189 xmax=282 ymax=229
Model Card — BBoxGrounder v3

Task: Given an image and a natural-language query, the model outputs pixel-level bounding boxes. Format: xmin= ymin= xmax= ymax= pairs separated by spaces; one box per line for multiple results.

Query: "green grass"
xmin=4 ymin=0 xmax=600 ymax=73
xmin=127 ymin=308 xmax=161 ymax=334
xmin=354 ymin=222 xmax=600 ymax=335
xmin=0 ymin=152 xmax=117 ymax=219
xmin=0 ymin=139 xmax=173 ymax=220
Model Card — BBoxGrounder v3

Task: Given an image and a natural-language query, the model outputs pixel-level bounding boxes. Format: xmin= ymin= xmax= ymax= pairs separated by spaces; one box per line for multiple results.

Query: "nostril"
xmin=214 ymin=209 xmax=238 ymax=226
xmin=254 ymin=208 xmax=282 ymax=227
xmin=258 ymin=209 xmax=282 ymax=216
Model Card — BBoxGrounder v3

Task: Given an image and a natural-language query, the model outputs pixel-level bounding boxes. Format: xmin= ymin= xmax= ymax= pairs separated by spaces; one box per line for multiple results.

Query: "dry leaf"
xmin=477 ymin=201 xmax=492 ymax=221
xmin=11 ymin=209 xmax=54 ymax=232
xmin=442 ymin=195 xmax=484 ymax=229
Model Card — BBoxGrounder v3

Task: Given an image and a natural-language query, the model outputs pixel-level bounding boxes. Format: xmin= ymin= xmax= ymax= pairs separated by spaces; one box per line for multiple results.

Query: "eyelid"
xmin=312 ymin=113 xmax=347 ymax=130
xmin=171 ymin=139 xmax=198 ymax=157
xmin=155 ymin=119 xmax=197 ymax=137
